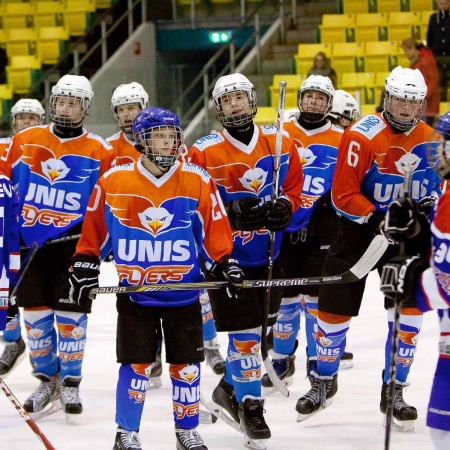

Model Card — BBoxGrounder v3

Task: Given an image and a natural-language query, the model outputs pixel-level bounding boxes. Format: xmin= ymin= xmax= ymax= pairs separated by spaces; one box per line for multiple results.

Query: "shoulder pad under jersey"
xmin=182 ymin=162 xmax=211 ymax=183
xmin=106 ymin=131 xmax=121 ymax=142
xmin=87 ymin=132 xmax=114 ymax=150
xmin=193 ymin=133 xmax=225 ymax=151
xmin=103 ymin=163 xmax=134 ymax=179
xmin=351 ymin=114 xmax=387 ymax=140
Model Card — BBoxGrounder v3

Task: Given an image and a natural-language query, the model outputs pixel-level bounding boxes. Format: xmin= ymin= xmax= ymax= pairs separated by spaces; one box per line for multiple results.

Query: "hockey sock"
xmin=316 ymin=312 xmax=351 ymax=377
xmin=170 ymin=362 xmax=201 ymax=429
xmin=23 ymin=308 xmax=58 ymax=377
xmin=3 ymin=311 xmax=22 ymax=342
xmin=383 ymin=307 xmax=423 ymax=383
xmin=427 ymin=310 xmax=450 ymax=433
xmin=272 ymin=296 xmax=301 ymax=357
xmin=200 ymin=290 xmax=217 ymax=342
xmin=304 ymin=295 xmax=319 ymax=358
xmin=227 ymin=328 xmax=261 ymax=402
xmin=116 ymin=363 xmax=150 ymax=431
xmin=55 ymin=311 xmax=88 ymax=380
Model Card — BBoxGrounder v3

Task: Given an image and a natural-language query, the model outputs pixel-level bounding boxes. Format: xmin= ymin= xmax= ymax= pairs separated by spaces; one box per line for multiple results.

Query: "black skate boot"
xmin=238 ymin=397 xmax=271 ymax=441
xmin=175 ymin=425 xmax=207 ymax=450
xmin=296 ymin=372 xmax=338 ymax=422
xmin=24 ymin=372 xmax=61 ymax=420
xmin=60 ymin=375 xmax=83 ymax=422
xmin=0 ymin=335 xmax=26 ymax=377
xmin=113 ymin=428 xmax=142 ymax=450
xmin=211 ymin=377 xmax=240 ymax=424
xmin=380 ymin=373 xmax=417 ymax=432
xmin=204 ymin=337 xmax=225 ymax=375
xmin=261 ymin=354 xmax=295 ymax=394
xmin=339 ymin=350 xmax=354 ymax=370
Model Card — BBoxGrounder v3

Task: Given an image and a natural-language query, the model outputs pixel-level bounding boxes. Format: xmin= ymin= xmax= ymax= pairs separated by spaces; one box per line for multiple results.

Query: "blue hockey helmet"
xmin=427 ymin=112 xmax=450 ymax=179
xmin=132 ymin=107 xmax=183 ymax=169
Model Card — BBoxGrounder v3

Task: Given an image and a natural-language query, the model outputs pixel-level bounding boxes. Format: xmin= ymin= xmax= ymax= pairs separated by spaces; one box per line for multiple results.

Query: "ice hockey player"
xmin=71 ymin=106 xmax=244 ymax=450
xmin=188 ymin=73 xmax=303 ymax=446
xmin=0 ymin=75 xmax=115 ymax=421
xmin=261 ymin=75 xmax=350 ymax=394
xmin=295 ymin=66 xmax=441 ymax=432
xmin=0 ymin=98 xmax=45 ymax=376
xmin=328 ymin=89 xmax=360 ymax=130
xmin=380 ymin=111 xmax=450 ymax=449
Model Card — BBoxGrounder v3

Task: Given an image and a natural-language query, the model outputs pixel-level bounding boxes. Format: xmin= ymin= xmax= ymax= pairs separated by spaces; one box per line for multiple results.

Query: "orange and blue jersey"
xmin=284 ymin=118 xmax=343 ymax=231
xmin=332 ymin=113 xmax=441 ymax=223
xmin=0 ymin=124 xmax=115 ymax=247
xmin=106 ymin=130 xmax=140 ymax=165
xmin=188 ymin=126 xmax=303 ymax=267
xmin=75 ymin=158 xmax=233 ymax=306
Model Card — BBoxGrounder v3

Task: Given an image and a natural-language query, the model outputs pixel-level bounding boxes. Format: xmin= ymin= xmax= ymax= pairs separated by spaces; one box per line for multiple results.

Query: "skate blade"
xmin=262 ymin=376 xmax=294 ymax=396
xmin=29 ymin=401 xmax=62 ymax=421
xmin=0 ymin=351 xmax=27 ymax=379
xmin=199 ymin=408 xmax=217 ymax=424
xmin=382 ymin=415 xmax=415 ymax=433
xmin=296 ymin=398 xmax=334 ymax=422
xmin=65 ymin=413 xmax=81 ymax=424
xmin=338 ymin=360 xmax=354 ymax=370
xmin=244 ymin=434 xmax=268 ymax=450
xmin=146 ymin=376 xmax=162 ymax=390
xmin=205 ymin=400 xmax=241 ymax=432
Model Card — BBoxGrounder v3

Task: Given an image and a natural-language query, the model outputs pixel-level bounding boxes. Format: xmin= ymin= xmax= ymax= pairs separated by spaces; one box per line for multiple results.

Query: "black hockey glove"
xmin=210 ymin=256 xmax=245 ymax=300
xmin=264 ymin=198 xmax=293 ymax=231
xmin=225 ymin=198 xmax=271 ymax=231
xmin=380 ymin=255 xmax=429 ymax=308
xmin=368 ymin=209 xmax=386 ymax=233
xmin=417 ymin=195 xmax=438 ymax=218
xmin=384 ymin=197 xmax=421 ymax=244
xmin=58 ymin=254 xmax=100 ymax=313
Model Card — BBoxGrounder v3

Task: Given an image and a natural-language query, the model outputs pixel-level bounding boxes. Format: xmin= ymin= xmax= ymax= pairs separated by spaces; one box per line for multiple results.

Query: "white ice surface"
xmin=0 ymin=265 xmax=440 ymax=449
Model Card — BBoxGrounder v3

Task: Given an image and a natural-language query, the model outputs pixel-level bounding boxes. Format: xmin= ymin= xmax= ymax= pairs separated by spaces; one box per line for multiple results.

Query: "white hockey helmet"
xmin=111 ymin=82 xmax=149 ymax=132
xmin=211 ymin=73 xmax=257 ymax=127
xmin=384 ymin=66 xmax=427 ymax=131
xmin=329 ymin=90 xmax=360 ymax=128
xmin=50 ymin=74 xmax=93 ymax=127
xmin=298 ymin=75 xmax=335 ymax=122
xmin=10 ymin=98 xmax=45 ymax=133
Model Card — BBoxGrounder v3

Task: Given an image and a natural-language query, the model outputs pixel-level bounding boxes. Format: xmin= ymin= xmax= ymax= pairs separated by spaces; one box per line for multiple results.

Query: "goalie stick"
xmin=89 ymin=234 xmax=389 ymax=296
xmin=0 ymin=377 xmax=56 ymax=450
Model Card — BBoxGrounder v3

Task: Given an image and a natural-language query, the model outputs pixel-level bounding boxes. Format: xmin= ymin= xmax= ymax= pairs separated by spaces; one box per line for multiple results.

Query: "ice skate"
xmin=380 ymin=377 xmax=417 ymax=433
xmin=0 ymin=335 xmax=26 ymax=377
xmin=238 ymin=397 xmax=270 ymax=450
xmin=210 ymin=377 xmax=240 ymax=425
xmin=24 ymin=372 xmax=62 ymax=420
xmin=306 ymin=356 xmax=318 ymax=387
xmin=147 ymin=349 xmax=162 ymax=390
xmin=175 ymin=425 xmax=207 ymax=450
xmin=113 ymin=428 xmax=142 ymax=450
xmin=60 ymin=375 xmax=83 ymax=423
xmin=339 ymin=350 xmax=354 ymax=370
xmin=296 ymin=372 xmax=338 ymax=422
xmin=261 ymin=354 xmax=295 ymax=395
xmin=204 ymin=337 xmax=225 ymax=375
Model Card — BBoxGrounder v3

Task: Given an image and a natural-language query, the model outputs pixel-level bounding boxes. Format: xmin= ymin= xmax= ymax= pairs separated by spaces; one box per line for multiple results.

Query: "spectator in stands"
xmin=308 ymin=52 xmax=337 ymax=88
xmin=401 ymin=38 xmax=440 ymax=126
xmin=427 ymin=0 xmax=450 ymax=101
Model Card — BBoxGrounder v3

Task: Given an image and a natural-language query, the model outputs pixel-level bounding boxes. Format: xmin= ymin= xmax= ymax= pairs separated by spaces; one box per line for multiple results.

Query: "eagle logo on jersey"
xmin=376 ymin=147 xmax=423 ymax=176
xmin=238 ymin=167 xmax=268 ymax=194
xmin=297 ymin=147 xmax=317 ymax=167
xmin=169 ymin=364 xmax=200 ymax=384
xmin=295 ymin=144 xmax=337 ymax=169
xmin=107 ymin=194 xmax=190 ymax=237
xmin=21 ymin=144 xmax=97 ymax=184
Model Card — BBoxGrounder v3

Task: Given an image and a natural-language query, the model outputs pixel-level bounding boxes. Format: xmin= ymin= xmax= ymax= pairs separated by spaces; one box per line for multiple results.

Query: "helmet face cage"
xmin=427 ymin=113 xmax=450 ymax=179
xmin=298 ymin=75 xmax=334 ymax=123
xmin=11 ymin=99 xmax=45 ymax=133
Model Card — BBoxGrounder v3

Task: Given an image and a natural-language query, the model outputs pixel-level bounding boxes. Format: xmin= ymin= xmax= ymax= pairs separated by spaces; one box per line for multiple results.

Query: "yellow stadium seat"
xmin=362 ymin=41 xmax=397 ymax=72
xmin=340 ymin=72 xmax=376 ymax=103
xmin=62 ymin=0 xmax=96 ymax=36
xmin=36 ymin=26 xmax=70 ymax=65
xmin=33 ymin=1 xmax=64 ymax=28
xmin=353 ymin=13 xmax=388 ymax=43
xmin=319 ymin=14 xmax=355 ymax=43
xmin=2 ymin=2 xmax=34 ymax=29
xmin=295 ymin=43 xmax=332 ymax=76
xmin=331 ymin=42 xmax=365 ymax=73
xmin=375 ymin=0 xmax=401 ymax=12
xmin=386 ymin=11 xmax=421 ymax=41
xmin=374 ymin=71 xmax=389 ymax=103
xmin=408 ymin=0 xmax=434 ymax=11
xmin=62 ymin=0 xmax=96 ymax=11
xmin=269 ymin=74 xmax=306 ymax=108
xmin=254 ymin=107 xmax=277 ymax=126
xmin=440 ymin=102 xmax=450 ymax=115
xmin=5 ymin=28 xmax=37 ymax=59
xmin=0 ymin=30 xmax=6 ymax=48
xmin=342 ymin=0 xmax=370 ymax=13
xmin=6 ymin=56 xmax=42 ymax=95
xmin=96 ymin=0 xmax=112 ymax=8
xmin=0 ymin=84 xmax=14 ymax=123
xmin=360 ymin=103 xmax=378 ymax=116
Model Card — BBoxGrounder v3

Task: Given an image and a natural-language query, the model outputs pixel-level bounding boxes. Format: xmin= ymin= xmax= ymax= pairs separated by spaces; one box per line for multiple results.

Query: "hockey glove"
xmin=417 ymin=195 xmax=438 ymax=218
xmin=210 ymin=256 xmax=245 ymax=300
xmin=226 ymin=198 xmax=271 ymax=231
xmin=58 ymin=254 xmax=100 ymax=313
xmin=264 ymin=198 xmax=293 ymax=231
xmin=380 ymin=255 xmax=429 ymax=307
xmin=368 ymin=210 xmax=386 ymax=233
xmin=384 ymin=197 xmax=421 ymax=243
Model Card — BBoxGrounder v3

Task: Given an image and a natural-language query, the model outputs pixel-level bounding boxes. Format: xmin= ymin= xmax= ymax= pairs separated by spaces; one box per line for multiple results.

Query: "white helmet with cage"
xmin=329 ymin=90 xmax=360 ymax=128
xmin=298 ymin=75 xmax=335 ymax=122
xmin=211 ymin=73 xmax=257 ymax=127
xmin=384 ymin=66 xmax=427 ymax=131
xmin=11 ymin=99 xmax=45 ymax=133
xmin=50 ymin=74 xmax=93 ymax=128
xmin=111 ymin=82 xmax=149 ymax=133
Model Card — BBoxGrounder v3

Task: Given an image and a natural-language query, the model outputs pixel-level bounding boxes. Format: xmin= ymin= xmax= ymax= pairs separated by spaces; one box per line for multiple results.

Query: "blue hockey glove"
xmin=264 ymin=198 xmax=293 ymax=231
xmin=210 ymin=256 xmax=245 ymax=300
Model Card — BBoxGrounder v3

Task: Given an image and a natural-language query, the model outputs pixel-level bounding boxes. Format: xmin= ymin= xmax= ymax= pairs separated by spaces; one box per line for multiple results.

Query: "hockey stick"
xmin=384 ymin=166 xmax=412 ymax=450
xmin=89 ymin=234 xmax=389 ymax=299
xmin=0 ymin=377 xmax=56 ymax=450
xmin=20 ymin=234 xmax=81 ymax=250
xmin=260 ymin=80 xmax=289 ymax=397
